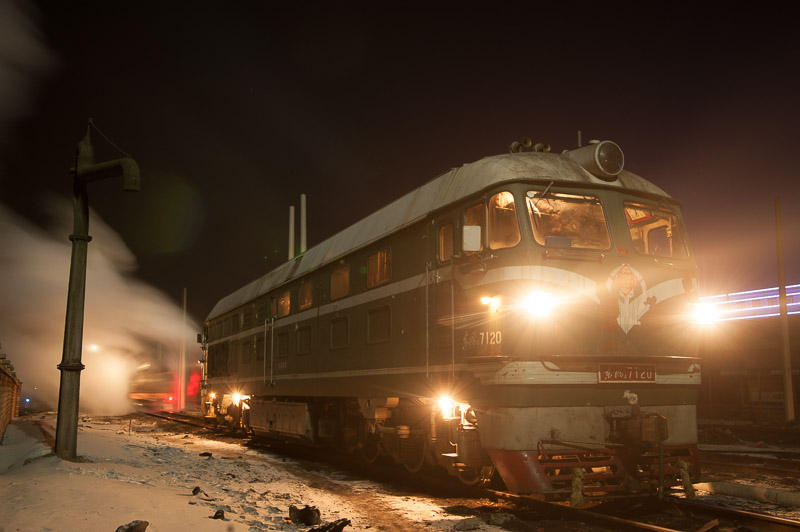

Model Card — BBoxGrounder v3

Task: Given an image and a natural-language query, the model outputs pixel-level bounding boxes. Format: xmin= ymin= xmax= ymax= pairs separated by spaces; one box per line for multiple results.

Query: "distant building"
xmin=0 ymin=343 xmax=22 ymax=441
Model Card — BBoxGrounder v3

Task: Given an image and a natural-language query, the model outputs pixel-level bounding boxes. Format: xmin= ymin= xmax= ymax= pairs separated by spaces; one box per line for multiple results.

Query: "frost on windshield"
xmin=526 ymin=191 xmax=610 ymax=249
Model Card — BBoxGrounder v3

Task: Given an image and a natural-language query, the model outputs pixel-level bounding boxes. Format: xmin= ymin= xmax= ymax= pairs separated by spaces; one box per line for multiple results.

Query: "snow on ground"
xmin=0 ymin=414 xmax=506 ymax=531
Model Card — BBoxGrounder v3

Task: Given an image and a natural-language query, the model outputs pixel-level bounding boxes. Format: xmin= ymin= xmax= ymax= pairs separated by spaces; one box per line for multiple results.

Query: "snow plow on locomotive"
xmin=200 ymin=139 xmax=702 ymax=502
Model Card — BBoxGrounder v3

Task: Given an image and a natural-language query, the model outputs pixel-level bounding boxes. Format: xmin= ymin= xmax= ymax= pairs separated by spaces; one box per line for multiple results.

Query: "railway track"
xmin=143 ymin=412 xmax=800 ymax=531
xmin=700 ymin=450 xmax=800 ymax=478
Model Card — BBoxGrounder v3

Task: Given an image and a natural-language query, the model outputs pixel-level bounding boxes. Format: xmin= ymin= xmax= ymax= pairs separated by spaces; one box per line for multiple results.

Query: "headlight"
xmin=231 ymin=392 xmax=241 ymax=406
xmin=480 ymin=296 xmax=501 ymax=313
xmin=692 ymin=302 xmax=720 ymax=325
xmin=438 ymin=395 xmax=455 ymax=417
xmin=521 ymin=290 xmax=559 ymax=318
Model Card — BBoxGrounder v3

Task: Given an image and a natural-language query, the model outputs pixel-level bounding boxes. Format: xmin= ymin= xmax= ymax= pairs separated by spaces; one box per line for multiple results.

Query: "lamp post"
xmin=54 ymin=124 xmax=140 ymax=460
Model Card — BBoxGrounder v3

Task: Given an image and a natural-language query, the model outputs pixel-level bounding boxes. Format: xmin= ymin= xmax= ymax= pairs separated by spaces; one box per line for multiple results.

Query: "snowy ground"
xmin=0 ymin=414 xmax=515 ymax=532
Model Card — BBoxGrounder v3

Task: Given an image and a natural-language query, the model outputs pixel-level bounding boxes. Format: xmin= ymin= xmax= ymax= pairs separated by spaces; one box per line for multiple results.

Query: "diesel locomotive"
xmin=200 ymin=140 xmax=702 ymax=502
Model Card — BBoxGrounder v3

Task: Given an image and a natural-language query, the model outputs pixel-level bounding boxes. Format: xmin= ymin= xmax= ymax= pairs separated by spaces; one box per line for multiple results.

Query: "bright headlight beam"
xmin=521 ymin=290 xmax=558 ymax=318
xmin=438 ymin=395 xmax=455 ymax=418
xmin=692 ymin=302 xmax=720 ymax=325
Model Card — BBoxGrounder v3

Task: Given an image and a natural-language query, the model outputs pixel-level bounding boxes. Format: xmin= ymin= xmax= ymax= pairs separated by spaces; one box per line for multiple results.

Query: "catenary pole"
xmin=775 ymin=197 xmax=795 ymax=423
xmin=180 ymin=287 xmax=187 ymax=411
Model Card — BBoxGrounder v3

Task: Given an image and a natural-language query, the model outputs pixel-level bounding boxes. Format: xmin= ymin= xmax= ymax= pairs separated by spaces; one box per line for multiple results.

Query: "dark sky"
xmin=2 ymin=2 xmax=799 ymax=322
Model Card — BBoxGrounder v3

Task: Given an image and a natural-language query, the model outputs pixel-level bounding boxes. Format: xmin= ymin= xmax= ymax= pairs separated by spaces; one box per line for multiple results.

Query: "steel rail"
xmin=664 ymin=497 xmax=800 ymax=532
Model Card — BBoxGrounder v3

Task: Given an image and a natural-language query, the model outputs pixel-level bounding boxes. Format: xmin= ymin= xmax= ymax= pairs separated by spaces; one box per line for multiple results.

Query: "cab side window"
xmin=330 ymin=264 xmax=350 ymax=300
xmin=463 ymin=202 xmax=485 ymax=254
xmin=438 ymin=224 xmax=454 ymax=262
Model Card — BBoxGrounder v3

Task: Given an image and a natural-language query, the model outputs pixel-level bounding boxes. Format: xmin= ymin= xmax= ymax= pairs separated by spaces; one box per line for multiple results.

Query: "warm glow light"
xmin=168 ymin=396 xmax=173 ymax=401
xmin=231 ymin=392 xmax=241 ymax=406
xmin=438 ymin=395 xmax=455 ymax=418
xmin=521 ymin=291 xmax=558 ymax=318
xmin=480 ymin=296 xmax=501 ymax=313
xmin=89 ymin=344 xmax=99 ymax=351
xmin=208 ymin=392 xmax=216 ymax=400
xmin=693 ymin=302 xmax=720 ymax=325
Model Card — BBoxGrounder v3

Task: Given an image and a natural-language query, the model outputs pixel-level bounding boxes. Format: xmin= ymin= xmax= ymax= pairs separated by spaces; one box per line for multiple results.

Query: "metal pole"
xmin=288 ymin=206 xmax=295 ymax=261
xmin=269 ymin=317 xmax=274 ymax=386
xmin=775 ymin=197 xmax=795 ymax=423
xmin=450 ymin=277 xmax=455 ymax=380
xmin=425 ymin=262 xmax=429 ymax=379
xmin=55 ymin=144 xmax=92 ymax=460
xmin=54 ymin=123 xmax=140 ymax=460
xmin=179 ymin=287 xmax=187 ymax=411
xmin=300 ymin=194 xmax=307 ymax=254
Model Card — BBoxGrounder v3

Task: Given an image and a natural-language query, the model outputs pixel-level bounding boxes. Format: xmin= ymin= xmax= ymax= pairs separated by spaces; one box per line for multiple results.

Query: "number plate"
xmin=598 ymin=364 xmax=656 ymax=383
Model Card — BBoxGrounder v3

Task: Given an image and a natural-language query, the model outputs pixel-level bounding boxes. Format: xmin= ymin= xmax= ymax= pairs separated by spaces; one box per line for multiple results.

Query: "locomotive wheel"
xmin=456 ymin=465 xmax=495 ymax=487
xmin=359 ymin=438 xmax=380 ymax=464
xmin=400 ymin=438 xmax=427 ymax=474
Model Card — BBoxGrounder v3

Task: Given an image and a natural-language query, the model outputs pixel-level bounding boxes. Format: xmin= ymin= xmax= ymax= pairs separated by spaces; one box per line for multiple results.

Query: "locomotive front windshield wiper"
xmin=529 ymin=181 xmax=555 ymax=210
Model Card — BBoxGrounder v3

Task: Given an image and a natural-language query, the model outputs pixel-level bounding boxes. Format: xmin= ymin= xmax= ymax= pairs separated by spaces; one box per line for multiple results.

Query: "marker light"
xmin=208 ymin=392 xmax=216 ymax=400
xmin=521 ymin=291 xmax=558 ymax=318
xmin=692 ymin=302 xmax=720 ymax=325
xmin=438 ymin=395 xmax=455 ymax=418
xmin=231 ymin=392 xmax=241 ymax=406
xmin=480 ymin=296 xmax=501 ymax=313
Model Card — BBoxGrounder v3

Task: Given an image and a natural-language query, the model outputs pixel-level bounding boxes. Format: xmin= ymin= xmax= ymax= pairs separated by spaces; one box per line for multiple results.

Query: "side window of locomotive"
xmin=297 ymin=326 xmax=312 ymax=354
xmin=255 ymin=299 xmax=268 ymax=322
xmin=330 ymin=317 xmax=349 ymax=349
xmin=299 ymin=279 xmax=313 ymax=310
xmin=368 ymin=306 xmax=391 ymax=343
xmin=463 ymin=202 xmax=485 ymax=254
xmin=488 ymin=191 xmax=521 ymax=250
xmin=277 ymin=289 xmax=291 ymax=317
xmin=438 ymin=223 xmax=454 ymax=262
xmin=240 ymin=337 xmax=253 ymax=366
xmin=526 ymin=191 xmax=610 ymax=250
xmin=276 ymin=332 xmax=289 ymax=357
xmin=330 ymin=264 xmax=350 ymax=300
xmin=367 ymin=248 xmax=391 ymax=288
xmin=624 ymin=202 xmax=688 ymax=258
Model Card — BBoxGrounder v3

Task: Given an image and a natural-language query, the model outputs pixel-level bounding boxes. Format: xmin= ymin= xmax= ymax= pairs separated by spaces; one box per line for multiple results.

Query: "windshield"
xmin=624 ymin=202 xmax=688 ymax=258
xmin=526 ymin=191 xmax=611 ymax=249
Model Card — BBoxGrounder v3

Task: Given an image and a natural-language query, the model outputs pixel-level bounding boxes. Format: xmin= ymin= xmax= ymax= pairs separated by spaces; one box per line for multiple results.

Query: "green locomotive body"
xmin=202 ymin=141 xmax=701 ymax=499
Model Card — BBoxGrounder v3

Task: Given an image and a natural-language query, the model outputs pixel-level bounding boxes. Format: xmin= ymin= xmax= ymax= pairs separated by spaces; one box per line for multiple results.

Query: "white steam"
xmin=0 ymin=201 xmax=197 ymax=414
xmin=0 ymin=0 xmax=53 ymax=145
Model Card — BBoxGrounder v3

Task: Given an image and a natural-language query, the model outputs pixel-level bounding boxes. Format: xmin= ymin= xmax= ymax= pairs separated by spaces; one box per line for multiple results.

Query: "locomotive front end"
xmin=450 ymin=142 xmax=703 ymax=501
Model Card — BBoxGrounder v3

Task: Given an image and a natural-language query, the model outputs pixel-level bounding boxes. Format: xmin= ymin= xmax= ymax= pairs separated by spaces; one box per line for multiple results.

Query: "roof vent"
xmin=565 ymin=140 xmax=624 ymax=181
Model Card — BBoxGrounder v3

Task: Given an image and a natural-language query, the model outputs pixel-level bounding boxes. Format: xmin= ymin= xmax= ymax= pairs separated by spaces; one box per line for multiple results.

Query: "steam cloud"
xmin=0 ymin=201 xmax=198 ymax=414
xmin=0 ymin=0 xmax=52 ymax=147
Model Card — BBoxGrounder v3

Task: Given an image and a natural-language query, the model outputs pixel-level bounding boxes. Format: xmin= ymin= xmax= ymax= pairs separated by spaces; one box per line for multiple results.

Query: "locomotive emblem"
xmin=612 ymin=264 xmax=638 ymax=297
xmin=608 ymin=264 xmax=649 ymax=334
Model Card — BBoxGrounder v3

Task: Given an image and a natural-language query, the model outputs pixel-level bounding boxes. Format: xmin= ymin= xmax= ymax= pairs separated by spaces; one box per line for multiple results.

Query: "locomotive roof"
xmin=207 ymin=151 xmax=672 ymax=320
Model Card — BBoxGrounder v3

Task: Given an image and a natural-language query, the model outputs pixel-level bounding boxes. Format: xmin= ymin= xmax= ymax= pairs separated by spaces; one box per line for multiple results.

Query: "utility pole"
xmin=775 ymin=197 xmax=795 ymax=423
xmin=55 ymin=122 xmax=140 ymax=460
xmin=179 ymin=287 xmax=187 ymax=412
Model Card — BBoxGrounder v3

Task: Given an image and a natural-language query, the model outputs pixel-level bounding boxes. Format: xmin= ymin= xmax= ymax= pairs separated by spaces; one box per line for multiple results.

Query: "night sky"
xmin=2 ymin=2 xmax=799 ymax=323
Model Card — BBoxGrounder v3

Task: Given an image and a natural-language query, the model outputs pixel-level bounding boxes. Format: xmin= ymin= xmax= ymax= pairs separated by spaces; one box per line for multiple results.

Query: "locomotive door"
xmin=429 ymin=216 xmax=457 ymax=378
